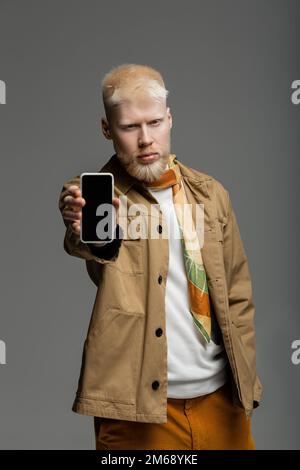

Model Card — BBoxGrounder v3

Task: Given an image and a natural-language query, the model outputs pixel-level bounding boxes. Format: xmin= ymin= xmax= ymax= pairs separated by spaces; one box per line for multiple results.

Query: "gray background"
xmin=0 ymin=0 xmax=299 ymax=449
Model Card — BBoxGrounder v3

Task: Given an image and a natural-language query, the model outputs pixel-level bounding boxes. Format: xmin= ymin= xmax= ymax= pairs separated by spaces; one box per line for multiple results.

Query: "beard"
xmin=116 ymin=151 xmax=170 ymax=183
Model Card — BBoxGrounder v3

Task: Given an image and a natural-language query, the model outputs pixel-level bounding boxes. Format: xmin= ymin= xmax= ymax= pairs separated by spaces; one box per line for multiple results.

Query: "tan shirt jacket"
xmin=58 ymin=153 xmax=263 ymax=422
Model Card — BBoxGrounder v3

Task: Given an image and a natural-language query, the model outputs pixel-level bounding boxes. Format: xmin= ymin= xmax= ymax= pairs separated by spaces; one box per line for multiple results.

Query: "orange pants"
xmin=94 ymin=382 xmax=255 ymax=450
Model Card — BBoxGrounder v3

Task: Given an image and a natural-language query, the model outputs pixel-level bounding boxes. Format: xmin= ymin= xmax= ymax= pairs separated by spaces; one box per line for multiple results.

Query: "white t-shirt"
xmin=148 ymin=186 xmax=228 ymax=398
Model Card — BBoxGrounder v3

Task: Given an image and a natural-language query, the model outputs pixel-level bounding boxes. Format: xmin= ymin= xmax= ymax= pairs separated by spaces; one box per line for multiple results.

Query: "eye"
xmin=121 ymin=124 xmax=136 ymax=130
xmin=150 ymin=120 xmax=160 ymax=125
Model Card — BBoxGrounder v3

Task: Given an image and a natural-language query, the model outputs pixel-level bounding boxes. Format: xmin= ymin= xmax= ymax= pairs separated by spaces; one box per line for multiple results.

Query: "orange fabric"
xmin=144 ymin=155 xmax=212 ymax=343
xmin=94 ymin=382 xmax=255 ymax=450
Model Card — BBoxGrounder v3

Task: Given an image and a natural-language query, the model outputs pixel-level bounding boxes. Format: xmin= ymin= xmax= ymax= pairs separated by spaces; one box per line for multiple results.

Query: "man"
xmin=58 ymin=63 xmax=262 ymax=450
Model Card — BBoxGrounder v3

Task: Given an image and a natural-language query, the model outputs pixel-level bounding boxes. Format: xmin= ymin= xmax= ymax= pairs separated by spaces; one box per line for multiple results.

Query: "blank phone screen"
xmin=80 ymin=173 xmax=114 ymax=243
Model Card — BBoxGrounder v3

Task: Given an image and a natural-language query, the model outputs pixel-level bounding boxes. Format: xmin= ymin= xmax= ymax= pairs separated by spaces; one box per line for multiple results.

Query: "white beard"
xmin=117 ymin=153 xmax=169 ymax=183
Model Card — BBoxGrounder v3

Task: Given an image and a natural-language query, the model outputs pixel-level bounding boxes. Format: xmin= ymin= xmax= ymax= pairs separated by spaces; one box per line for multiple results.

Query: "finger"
xmin=60 ymin=187 xmax=77 ymax=198
xmin=64 ymin=195 xmax=85 ymax=207
xmin=112 ymin=197 xmax=120 ymax=208
xmin=63 ymin=210 xmax=82 ymax=221
xmin=68 ymin=186 xmax=81 ymax=197
xmin=71 ymin=222 xmax=80 ymax=234
xmin=68 ymin=184 xmax=80 ymax=192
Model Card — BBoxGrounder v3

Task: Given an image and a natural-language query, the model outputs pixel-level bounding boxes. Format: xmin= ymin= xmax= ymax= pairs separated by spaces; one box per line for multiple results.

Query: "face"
xmin=101 ymin=96 xmax=173 ymax=183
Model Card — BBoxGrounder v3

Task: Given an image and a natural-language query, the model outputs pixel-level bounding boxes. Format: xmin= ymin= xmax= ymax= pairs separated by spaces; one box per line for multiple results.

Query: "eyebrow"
xmin=118 ymin=117 xmax=164 ymax=126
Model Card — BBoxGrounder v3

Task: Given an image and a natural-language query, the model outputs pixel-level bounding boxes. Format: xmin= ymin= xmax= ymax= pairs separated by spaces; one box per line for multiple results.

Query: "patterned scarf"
xmin=144 ymin=154 xmax=211 ymax=343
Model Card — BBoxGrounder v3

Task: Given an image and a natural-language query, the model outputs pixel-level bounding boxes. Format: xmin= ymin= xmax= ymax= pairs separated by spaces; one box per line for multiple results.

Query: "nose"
xmin=138 ymin=125 xmax=153 ymax=148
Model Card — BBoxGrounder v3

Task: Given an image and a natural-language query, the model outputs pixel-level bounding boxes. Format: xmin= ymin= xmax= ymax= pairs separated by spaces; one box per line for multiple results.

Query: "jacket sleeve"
xmin=222 ymin=193 xmax=255 ymax=329
xmin=222 ymin=191 xmax=262 ymax=406
xmin=58 ymin=177 xmax=122 ymax=265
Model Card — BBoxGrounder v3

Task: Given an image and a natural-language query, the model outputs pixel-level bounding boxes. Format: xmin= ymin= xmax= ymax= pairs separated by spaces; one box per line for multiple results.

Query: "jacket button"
xmin=152 ymin=381 xmax=160 ymax=390
xmin=157 ymin=224 xmax=163 ymax=234
xmin=156 ymin=328 xmax=163 ymax=337
xmin=158 ymin=275 xmax=163 ymax=284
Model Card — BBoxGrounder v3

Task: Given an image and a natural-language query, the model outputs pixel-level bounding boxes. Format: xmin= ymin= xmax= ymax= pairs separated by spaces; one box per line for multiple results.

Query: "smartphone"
xmin=80 ymin=172 xmax=115 ymax=244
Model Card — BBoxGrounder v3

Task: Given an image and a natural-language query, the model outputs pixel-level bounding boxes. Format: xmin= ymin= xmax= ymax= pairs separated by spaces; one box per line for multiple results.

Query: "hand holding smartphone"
xmin=80 ymin=173 xmax=116 ymax=244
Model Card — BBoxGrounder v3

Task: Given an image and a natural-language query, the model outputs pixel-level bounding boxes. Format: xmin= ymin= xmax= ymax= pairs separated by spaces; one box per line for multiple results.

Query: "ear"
xmin=101 ymin=117 xmax=112 ymax=140
xmin=167 ymin=107 xmax=173 ymax=130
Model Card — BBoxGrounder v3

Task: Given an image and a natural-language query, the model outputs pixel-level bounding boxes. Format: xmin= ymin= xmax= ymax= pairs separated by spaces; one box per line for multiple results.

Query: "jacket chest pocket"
xmin=113 ymin=215 xmax=145 ymax=274
xmin=113 ymin=236 xmax=143 ymax=274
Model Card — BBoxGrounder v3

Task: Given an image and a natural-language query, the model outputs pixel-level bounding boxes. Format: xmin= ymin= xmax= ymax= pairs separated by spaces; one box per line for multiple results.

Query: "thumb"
xmin=112 ymin=197 xmax=120 ymax=209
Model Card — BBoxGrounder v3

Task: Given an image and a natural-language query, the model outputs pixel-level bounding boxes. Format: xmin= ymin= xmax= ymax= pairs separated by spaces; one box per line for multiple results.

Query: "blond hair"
xmin=101 ymin=63 xmax=169 ymax=120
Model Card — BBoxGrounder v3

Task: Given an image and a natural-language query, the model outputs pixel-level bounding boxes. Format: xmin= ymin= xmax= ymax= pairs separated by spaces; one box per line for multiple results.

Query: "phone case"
xmin=80 ymin=172 xmax=115 ymax=244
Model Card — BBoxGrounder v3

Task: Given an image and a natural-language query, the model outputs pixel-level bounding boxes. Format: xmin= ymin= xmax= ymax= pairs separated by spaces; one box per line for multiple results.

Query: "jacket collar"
xmin=99 ymin=153 xmax=212 ymax=196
